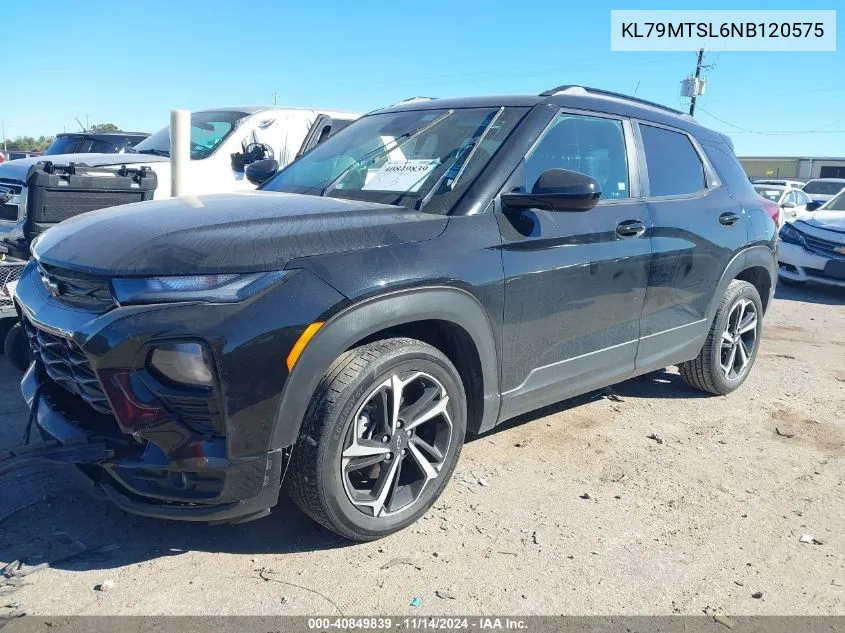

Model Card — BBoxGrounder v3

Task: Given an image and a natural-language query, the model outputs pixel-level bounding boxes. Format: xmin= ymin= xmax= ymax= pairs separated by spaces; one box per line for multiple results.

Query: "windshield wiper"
xmin=315 ymin=110 xmax=455 ymax=197
xmin=132 ymin=148 xmax=170 ymax=157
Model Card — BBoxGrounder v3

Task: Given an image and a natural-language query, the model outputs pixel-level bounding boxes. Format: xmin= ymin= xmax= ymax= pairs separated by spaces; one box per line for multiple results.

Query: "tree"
xmin=4 ymin=135 xmax=54 ymax=151
xmin=88 ymin=123 xmax=120 ymax=133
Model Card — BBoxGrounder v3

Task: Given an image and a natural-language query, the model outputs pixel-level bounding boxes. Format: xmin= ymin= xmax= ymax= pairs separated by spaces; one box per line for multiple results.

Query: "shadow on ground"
xmin=774 ymin=281 xmax=845 ymax=306
xmin=0 ymin=361 xmax=710 ymax=573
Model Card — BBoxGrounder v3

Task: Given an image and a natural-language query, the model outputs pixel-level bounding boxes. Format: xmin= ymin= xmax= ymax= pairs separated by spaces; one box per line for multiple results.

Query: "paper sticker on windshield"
xmin=362 ymin=159 xmax=440 ymax=193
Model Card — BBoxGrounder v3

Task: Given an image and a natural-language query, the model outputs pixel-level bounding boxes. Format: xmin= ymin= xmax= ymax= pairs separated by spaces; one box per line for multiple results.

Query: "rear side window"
xmin=703 ymin=144 xmax=754 ymax=196
xmin=640 ymin=124 xmax=705 ymax=197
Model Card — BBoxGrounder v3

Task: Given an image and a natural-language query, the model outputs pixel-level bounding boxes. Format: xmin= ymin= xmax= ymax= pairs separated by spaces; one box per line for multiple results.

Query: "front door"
xmin=497 ymin=110 xmax=652 ymax=420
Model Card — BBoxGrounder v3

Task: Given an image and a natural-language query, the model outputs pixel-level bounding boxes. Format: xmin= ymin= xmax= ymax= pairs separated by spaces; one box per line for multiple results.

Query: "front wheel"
xmin=286 ymin=337 xmax=466 ymax=541
xmin=679 ymin=280 xmax=762 ymax=395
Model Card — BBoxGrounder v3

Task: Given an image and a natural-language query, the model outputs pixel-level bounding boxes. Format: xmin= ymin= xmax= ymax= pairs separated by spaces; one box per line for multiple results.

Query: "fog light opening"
xmin=149 ymin=342 xmax=213 ymax=387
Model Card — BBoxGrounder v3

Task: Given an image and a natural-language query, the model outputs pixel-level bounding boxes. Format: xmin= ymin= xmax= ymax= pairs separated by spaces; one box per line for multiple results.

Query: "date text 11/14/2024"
xmin=306 ymin=617 xmax=529 ymax=630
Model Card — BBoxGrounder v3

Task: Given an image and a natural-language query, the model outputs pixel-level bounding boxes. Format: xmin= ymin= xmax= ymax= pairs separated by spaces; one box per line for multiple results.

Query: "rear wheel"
xmin=679 ymin=280 xmax=762 ymax=395
xmin=3 ymin=323 xmax=30 ymax=372
xmin=286 ymin=338 xmax=466 ymax=541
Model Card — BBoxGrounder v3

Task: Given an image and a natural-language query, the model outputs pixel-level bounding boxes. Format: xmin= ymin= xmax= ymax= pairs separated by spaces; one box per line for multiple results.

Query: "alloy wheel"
xmin=720 ymin=298 xmax=758 ymax=380
xmin=341 ymin=371 xmax=452 ymax=518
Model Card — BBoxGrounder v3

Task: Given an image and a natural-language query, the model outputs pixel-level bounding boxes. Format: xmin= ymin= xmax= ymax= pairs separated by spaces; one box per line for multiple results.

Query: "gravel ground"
xmin=1 ymin=283 xmax=843 ymax=616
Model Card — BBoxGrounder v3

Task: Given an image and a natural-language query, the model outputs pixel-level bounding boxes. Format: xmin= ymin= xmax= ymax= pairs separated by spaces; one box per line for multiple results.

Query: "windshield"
xmin=803 ymin=180 xmax=845 ymax=196
xmin=130 ymin=110 xmax=249 ymax=159
xmin=822 ymin=190 xmax=845 ymax=211
xmin=262 ymin=106 xmax=527 ymax=214
xmin=754 ymin=186 xmax=783 ymax=202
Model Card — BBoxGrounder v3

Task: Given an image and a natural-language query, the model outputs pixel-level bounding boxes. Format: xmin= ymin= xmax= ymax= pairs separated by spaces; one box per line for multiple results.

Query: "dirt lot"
xmin=1 ymin=284 xmax=843 ymax=617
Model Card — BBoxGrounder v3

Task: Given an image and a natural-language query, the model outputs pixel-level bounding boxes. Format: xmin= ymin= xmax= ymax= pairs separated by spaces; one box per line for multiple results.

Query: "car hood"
xmin=795 ymin=210 xmax=845 ymax=236
xmin=32 ymin=192 xmax=448 ymax=276
xmin=0 ymin=152 xmax=168 ymax=182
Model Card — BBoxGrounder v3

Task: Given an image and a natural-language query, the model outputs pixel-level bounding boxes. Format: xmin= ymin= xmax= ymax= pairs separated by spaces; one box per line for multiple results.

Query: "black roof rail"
xmin=539 ymin=85 xmax=688 ymax=117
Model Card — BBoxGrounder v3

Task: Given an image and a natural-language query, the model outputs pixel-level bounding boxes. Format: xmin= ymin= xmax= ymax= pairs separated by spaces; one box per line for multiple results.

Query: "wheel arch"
xmin=706 ymin=245 xmax=776 ymax=325
xmin=270 ymin=286 xmax=501 ymax=449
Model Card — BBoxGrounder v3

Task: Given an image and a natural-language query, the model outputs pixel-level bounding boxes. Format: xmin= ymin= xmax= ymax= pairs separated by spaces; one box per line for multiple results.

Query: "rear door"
xmin=634 ymin=122 xmax=748 ymax=372
xmin=498 ymin=109 xmax=652 ymax=419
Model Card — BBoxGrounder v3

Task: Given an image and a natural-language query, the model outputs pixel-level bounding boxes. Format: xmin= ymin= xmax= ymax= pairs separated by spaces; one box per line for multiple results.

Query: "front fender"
xmin=270 ymin=285 xmax=501 ymax=449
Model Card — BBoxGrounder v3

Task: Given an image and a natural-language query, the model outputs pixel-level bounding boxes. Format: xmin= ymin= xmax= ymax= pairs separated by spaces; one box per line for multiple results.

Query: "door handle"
xmin=719 ymin=212 xmax=740 ymax=226
xmin=616 ymin=219 xmax=646 ymax=238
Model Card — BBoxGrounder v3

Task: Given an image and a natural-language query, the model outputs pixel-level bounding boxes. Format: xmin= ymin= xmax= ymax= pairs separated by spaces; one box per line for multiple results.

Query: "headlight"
xmin=778 ymin=223 xmax=804 ymax=246
xmin=111 ymin=270 xmax=288 ymax=305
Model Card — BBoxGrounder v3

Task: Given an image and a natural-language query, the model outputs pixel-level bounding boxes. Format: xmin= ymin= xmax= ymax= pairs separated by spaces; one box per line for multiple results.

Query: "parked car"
xmin=45 ymin=132 xmax=149 ymax=155
xmin=778 ymin=189 xmax=845 ymax=288
xmin=0 ymin=106 xmax=360 ymax=247
xmin=0 ymin=150 xmax=42 ymax=162
xmin=802 ymin=178 xmax=845 ymax=207
xmin=753 ymin=178 xmax=806 ymax=189
xmin=13 ymin=86 xmax=776 ymax=540
xmin=753 ymin=184 xmax=810 ymax=224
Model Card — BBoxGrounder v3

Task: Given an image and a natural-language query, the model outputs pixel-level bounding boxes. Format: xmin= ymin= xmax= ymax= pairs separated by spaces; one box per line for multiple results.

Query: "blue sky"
xmin=1 ymin=0 xmax=841 ymax=156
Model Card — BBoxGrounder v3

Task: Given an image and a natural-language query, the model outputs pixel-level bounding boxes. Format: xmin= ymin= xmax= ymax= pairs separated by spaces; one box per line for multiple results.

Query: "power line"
xmin=696 ymin=107 xmax=845 ymax=135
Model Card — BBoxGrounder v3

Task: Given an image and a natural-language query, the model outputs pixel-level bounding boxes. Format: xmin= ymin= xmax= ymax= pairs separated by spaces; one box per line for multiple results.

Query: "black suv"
xmin=14 ymin=86 xmax=776 ymax=540
xmin=45 ymin=132 xmax=149 ymax=155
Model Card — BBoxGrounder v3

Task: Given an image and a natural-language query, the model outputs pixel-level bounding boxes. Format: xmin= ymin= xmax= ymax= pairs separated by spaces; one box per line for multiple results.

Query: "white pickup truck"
xmin=0 ymin=105 xmax=359 ymax=245
xmin=0 ymin=105 xmax=358 ymax=366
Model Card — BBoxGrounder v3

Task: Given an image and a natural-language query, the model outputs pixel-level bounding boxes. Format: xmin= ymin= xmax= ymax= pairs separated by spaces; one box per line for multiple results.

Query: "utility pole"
xmin=689 ymin=48 xmax=705 ymax=116
xmin=273 ymin=91 xmax=280 ymax=106
xmin=680 ymin=48 xmax=711 ymax=116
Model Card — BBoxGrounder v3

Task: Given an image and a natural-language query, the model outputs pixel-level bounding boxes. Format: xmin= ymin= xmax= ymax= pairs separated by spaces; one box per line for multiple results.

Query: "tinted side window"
xmin=640 ymin=124 xmax=705 ymax=197
xmin=89 ymin=139 xmax=117 ymax=153
xmin=525 ymin=113 xmax=629 ymax=200
xmin=702 ymin=144 xmax=753 ymax=196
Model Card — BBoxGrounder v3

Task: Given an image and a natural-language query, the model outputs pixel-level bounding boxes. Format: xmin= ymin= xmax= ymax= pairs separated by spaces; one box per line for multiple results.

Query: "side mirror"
xmin=232 ymin=143 xmax=274 ymax=173
xmin=501 ymin=168 xmax=601 ymax=212
xmin=805 ymin=200 xmax=823 ymax=211
xmin=245 ymin=159 xmax=279 ymax=186
xmin=782 ymin=201 xmax=796 ymax=209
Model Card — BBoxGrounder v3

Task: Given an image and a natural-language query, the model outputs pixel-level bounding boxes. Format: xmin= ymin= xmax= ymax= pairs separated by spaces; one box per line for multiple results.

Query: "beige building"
xmin=739 ymin=156 xmax=845 ymax=181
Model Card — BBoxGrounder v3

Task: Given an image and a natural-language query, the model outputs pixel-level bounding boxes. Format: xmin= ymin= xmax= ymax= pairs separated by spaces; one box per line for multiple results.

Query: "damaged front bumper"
xmin=20 ymin=365 xmax=286 ymax=524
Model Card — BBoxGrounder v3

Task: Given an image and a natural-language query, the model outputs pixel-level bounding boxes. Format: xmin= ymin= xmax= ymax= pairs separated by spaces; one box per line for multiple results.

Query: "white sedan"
xmin=754 ymin=184 xmax=810 ymax=225
xmin=777 ymin=189 xmax=845 ymax=289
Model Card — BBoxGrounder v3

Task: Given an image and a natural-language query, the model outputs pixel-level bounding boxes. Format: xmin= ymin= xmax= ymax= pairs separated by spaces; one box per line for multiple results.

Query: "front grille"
xmin=0 ymin=179 xmax=23 ymax=223
xmin=0 ymin=203 xmax=17 ymax=221
xmin=37 ymin=262 xmax=115 ymax=310
xmin=22 ymin=318 xmax=112 ymax=415
xmin=0 ymin=179 xmax=24 ymax=195
xmin=801 ymin=232 xmax=845 ymax=259
xmin=0 ymin=263 xmax=23 ymax=308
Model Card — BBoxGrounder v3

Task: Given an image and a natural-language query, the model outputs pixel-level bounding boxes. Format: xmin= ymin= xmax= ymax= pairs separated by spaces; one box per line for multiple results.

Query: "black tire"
xmin=3 ymin=323 xmax=31 ymax=372
xmin=286 ymin=337 xmax=467 ymax=541
xmin=679 ymin=280 xmax=762 ymax=395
